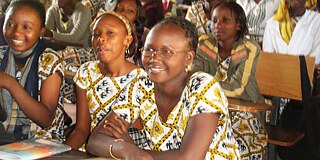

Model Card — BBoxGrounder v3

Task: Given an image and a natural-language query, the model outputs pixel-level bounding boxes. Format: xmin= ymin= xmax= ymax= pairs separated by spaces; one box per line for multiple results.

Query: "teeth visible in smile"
xmin=12 ymin=40 xmax=24 ymax=45
xmin=150 ymin=68 xmax=164 ymax=72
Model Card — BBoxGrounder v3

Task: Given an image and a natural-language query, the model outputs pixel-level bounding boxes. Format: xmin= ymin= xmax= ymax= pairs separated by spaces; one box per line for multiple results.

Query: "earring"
xmin=185 ymin=64 xmax=192 ymax=73
xmin=125 ymin=48 xmax=130 ymax=56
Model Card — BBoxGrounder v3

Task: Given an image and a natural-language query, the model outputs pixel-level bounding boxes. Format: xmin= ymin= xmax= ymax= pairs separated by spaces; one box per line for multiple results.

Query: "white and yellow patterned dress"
xmin=215 ymin=55 xmax=267 ymax=160
xmin=74 ymin=61 xmax=147 ymax=132
xmin=112 ymin=71 xmax=240 ymax=160
xmin=35 ymin=49 xmax=65 ymax=141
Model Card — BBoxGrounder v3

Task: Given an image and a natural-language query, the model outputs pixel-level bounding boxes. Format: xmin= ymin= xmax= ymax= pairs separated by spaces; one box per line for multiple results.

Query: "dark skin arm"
xmin=0 ymin=71 xmax=62 ymax=128
xmin=88 ymin=110 xmax=220 ymax=160
xmin=86 ymin=111 xmax=153 ymax=160
xmin=64 ymin=85 xmax=91 ymax=150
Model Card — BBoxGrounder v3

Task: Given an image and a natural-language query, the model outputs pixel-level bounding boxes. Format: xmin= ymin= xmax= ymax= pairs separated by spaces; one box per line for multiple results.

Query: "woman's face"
xmin=4 ymin=6 xmax=44 ymax=52
xmin=211 ymin=6 xmax=240 ymax=42
xmin=142 ymin=24 xmax=194 ymax=84
xmin=56 ymin=0 xmax=72 ymax=8
xmin=115 ymin=0 xmax=138 ymax=23
xmin=288 ymin=0 xmax=307 ymax=14
xmin=91 ymin=14 xmax=132 ymax=64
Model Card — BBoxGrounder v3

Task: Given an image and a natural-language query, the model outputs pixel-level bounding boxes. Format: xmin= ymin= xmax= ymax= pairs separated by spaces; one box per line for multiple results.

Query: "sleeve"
xmin=193 ymin=35 xmax=217 ymax=74
xmin=38 ymin=49 xmax=64 ymax=81
xmin=311 ymin=18 xmax=320 ymax=65
xmin=73 ymin=61 xmax=91 ymax=89
xmin=220 ymin=40 xmax=261 ymax=99
xmin=52 ymin=4 xmax=92 ymax=44
xmin=45 ymin=5 xmax=57 ymax=31
xmin=262 ymin=20 xmax=276 ymax=52
xmin=190 ymin=73 xmax=229 ymax=117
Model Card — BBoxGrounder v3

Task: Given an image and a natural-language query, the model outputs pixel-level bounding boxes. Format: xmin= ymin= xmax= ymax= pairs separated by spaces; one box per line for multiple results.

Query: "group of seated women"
xmin=0 ymin=0 xmax=319 ymax=160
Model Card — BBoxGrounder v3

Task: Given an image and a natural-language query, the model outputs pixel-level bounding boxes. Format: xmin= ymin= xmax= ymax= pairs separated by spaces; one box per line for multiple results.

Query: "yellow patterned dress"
xmin=112 ymin=71 xmax=241 ymax=159
xmin=74 ymin=61 xmax=147 ymax=133
xmin=35 ymin=49 xmax=65 ymax=141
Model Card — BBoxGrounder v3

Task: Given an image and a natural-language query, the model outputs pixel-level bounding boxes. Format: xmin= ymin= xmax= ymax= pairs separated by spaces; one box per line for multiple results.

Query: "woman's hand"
xmin=0 ymin=72 xmax=14 ymax=88
xmin=103 ymin=114 xmax=134 ymax=144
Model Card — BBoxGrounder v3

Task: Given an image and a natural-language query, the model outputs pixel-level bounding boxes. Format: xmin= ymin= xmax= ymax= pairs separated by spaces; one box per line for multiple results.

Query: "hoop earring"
xmin=125 ymin=48 xmax=130 ymax=56
xmin=185 ymin=64 xmax=192 ymax=73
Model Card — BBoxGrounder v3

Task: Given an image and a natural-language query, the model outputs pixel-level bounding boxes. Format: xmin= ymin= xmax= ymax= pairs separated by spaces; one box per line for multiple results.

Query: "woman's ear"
xmin=40 ymin=27 xmax=46 ymax=37
xmin=186 ymin=50 xmax=195 ymax=65
xmin=124 ymin=35 xmax=133 ymax=47
xmin=236 ymin=21 xmax=241 ymax=31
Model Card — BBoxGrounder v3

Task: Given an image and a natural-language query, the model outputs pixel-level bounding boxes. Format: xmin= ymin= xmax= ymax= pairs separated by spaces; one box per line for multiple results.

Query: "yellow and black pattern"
xmin=74 ymin=61 xmax=147 ymax=131
xmin=35 ymin=48 xmax=65 ymax=141
xmin=112 ymin=72 xmax=241 ymax=159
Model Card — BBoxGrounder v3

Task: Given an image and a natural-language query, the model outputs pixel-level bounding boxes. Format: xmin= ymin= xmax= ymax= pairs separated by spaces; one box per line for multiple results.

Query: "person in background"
xmin=236 ymin=0 xmax=279 ymax=44
xmin=185 ymin=0 xmax=222 ymax=36
xmin=82 ymin=0 xmax=117 ymax=19
xmin=64 ymin=11 xmax=147 ymax=150
xmin=194 ymin=1 xmax=267 ymax=159
xmin=0 ymin=0 xmax=65 ymax=142
xmin=263 ymin=0 xmax=320 ymax=96
xmin=44 ymin=0 xmax=92 ymax=49
xmin=114 ymin=0 xmax=146 ymax=67
xmin=141 ymin=0 xmax=165 ymax=29
xmin=163 ymin=0 xmax=177 ymax=17
xmin=0 ymin=0 xmax=9 ymax=46
xmin=86 ymin=17 xmax=240 ymax=160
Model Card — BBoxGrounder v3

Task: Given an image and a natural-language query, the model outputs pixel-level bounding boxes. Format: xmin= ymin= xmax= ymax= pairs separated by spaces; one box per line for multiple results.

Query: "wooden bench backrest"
xmin=255 ymin=51 xmax=315 ymax=101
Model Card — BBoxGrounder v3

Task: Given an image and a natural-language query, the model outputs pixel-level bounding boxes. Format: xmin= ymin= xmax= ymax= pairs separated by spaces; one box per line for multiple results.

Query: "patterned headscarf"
xmin=273 ymin=0 xmax=317 ymax=44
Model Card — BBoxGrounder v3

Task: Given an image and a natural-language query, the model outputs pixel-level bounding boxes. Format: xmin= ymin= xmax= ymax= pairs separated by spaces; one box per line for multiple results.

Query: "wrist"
xmin=109 ymin=139 xmax=125 ymax=159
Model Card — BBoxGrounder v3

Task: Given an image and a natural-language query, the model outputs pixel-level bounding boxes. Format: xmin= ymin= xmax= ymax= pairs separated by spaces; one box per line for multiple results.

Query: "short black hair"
xmin=158 ymin=17 xmax=198 ymax=52
xmin=7 ymin=0 xmax=46 ymax=27
xmin=212 ymin=1 xmax=248 ymax=38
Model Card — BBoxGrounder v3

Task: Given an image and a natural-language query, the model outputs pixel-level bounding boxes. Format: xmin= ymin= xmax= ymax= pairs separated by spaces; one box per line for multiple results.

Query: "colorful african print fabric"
xmin=74 ymin=61 xmax=147 ymax=132
xmin=112 ymin=72 xmax=241 ymax=159
xmin=185 ymin=1 xmax=211 ymax=36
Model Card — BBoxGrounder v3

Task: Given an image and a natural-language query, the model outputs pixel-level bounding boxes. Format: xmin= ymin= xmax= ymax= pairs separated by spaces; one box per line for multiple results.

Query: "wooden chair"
xmin=228 ymin=51 xmax=316 ymax=159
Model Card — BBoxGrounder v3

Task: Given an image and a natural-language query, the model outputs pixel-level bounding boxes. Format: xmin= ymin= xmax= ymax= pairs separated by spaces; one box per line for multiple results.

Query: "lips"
xmin=95 ymin=45 xmax=109 ymax=55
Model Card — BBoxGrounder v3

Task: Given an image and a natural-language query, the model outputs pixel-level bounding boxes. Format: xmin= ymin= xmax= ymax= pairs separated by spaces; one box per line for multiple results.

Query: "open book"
xmin=0 ymin=137 xmax=71 ymax=160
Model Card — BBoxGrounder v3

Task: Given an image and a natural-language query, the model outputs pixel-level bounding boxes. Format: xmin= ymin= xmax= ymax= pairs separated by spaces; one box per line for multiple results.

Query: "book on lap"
xmin=0 ymin=137 xmax=71 ymax=160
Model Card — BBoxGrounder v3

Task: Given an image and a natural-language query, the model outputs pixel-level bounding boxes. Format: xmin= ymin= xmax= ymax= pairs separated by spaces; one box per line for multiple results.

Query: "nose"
xmin=97 ymin=36 xmax=106 ymax=44
xmin=149 ymin=51 xmax=161 ymax=62
xmin=12 ymin=27 xmax=24 ymax=37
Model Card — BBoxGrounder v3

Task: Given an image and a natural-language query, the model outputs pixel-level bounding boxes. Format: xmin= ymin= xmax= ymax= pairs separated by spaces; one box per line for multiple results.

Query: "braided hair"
xmin=158 ymin=16 xmax=198 ymax=52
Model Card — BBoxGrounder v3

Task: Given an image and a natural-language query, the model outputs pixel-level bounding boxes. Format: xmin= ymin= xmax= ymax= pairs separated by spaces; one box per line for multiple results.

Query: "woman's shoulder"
xmin=188 ymin=71 xmax=218 ymax=91
xmin=238 ymin=37 xmax=261 ymax=54
xmin=198 ymin=34 xmax=216 ymax=44
xmin=75 ymin=1 xmax=91 ymax=13
xmin=41 ymin=48 xmax=63 ymax=60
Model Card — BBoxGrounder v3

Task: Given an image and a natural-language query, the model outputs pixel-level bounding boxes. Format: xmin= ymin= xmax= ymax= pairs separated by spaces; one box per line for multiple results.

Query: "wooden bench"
xmin=228 ymin=51 xmax=315 ymax=158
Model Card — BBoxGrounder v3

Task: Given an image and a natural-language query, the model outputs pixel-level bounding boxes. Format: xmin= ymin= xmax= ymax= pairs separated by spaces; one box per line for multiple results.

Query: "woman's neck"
xmin=99 ymin=60 xmax=136 ymax=77
xmin=218 ymin=37 xmax=237 ymax=60
xmin=155 ymin=72 xmax=190 ymax=98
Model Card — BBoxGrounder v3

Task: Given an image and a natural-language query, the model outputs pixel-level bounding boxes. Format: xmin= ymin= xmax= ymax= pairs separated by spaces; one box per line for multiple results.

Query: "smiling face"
xmin=142 ymin=23 xmax=194 ymax=85
xmin=115 ymin=0 xmax=138 ymax=23
xmin=91 ymin=14 xmax=132 ymax=64
xmin=4 ymin=5 xmax=45 ymax=52
xmin=211 ymin=6 xmax=240 ymax=42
